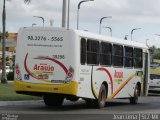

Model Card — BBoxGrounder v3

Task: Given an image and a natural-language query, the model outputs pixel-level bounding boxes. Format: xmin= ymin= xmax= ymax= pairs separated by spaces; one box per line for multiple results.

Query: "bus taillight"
xmin=66 ymin=66 xmax=74 ymax=82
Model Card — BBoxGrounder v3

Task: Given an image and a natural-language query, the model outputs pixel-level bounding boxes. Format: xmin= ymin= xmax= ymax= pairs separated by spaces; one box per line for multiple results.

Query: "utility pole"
xmin=103 ymin=26 xmax=112 ymax=36
xmin=67 ymin=0 xmax=70 ymax=29
xmin=99 ymin=16 xmax=112 ymax=34
xmin=0 ymin=31 xmax=2 ymax=43
xmin=62 ymin=0 xmax=68 ymax=28
xmin=77 ymin=0 xmax=94 ymax=30
xmin=33 ymin=16 xmax=44 ymax=27
xmin=131 ymin=28 xmax=141 ymax=41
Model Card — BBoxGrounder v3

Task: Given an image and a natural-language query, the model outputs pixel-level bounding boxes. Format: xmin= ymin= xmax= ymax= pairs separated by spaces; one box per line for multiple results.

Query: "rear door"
xmin=143 ymin=52 xmax=149 ymax=95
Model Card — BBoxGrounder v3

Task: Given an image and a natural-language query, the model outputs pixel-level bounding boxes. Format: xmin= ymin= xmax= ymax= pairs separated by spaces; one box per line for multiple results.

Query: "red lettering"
xmin=33 ymin=64 xmax=54 ymax=72
xmin=34 ymin=64 xmax=38 ymax=70
xmin=114 ymin=70 xmax=123 ymax=78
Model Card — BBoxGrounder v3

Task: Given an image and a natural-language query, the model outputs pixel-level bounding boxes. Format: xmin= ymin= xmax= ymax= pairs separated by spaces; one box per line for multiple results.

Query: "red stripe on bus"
xmin=35 ymin=56 xmax=68 ymax=74
xmin=111 ymin=74 xmax=134 ymax=98
xmin=24 ymin=53 xmax=39 ymax=79
xmin=24 ymin=53 xmax=69 ymax=81
xmin=97 ymin=68 xmax=113 ymax=94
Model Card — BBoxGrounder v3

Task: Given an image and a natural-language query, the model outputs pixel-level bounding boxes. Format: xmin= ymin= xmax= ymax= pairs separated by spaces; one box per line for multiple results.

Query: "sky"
xmin=0 ymin=0 xmax=160 ymax=47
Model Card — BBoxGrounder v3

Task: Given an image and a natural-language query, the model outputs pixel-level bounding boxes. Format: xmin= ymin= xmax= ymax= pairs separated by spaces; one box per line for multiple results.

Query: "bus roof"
xmin=73 ymin=29 xmax=148 ymax=50
xmin=19 ymin=27 xmax=148 ymax=50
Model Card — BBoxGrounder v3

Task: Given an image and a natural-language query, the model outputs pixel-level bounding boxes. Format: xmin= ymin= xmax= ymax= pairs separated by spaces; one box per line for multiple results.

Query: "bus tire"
xmin=97 ymin=84 xmax=107 ymax=108
xmin=43 ymin=94 xmax=64 ymax=107
xmin=130 ymin=84 xmax=140 ymax=104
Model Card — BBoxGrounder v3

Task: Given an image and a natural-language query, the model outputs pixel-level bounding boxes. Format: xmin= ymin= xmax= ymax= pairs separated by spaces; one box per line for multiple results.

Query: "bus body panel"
xmin=15 ymin=27 xmax=79 ymax=96
xmin=78 ymin=66 xmax=142 ymax=99
xmin=76 ymin=31 xmax=148 ymax=99
xmin=15 ymin=27 xmax=149 ymax=102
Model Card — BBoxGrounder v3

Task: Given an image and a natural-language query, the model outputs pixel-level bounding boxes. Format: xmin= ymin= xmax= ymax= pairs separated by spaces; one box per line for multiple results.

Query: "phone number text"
xmin=27 ymin=36 xmax=63 ymax=42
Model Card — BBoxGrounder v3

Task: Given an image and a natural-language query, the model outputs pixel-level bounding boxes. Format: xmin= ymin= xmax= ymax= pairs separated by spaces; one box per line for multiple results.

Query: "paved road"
xmin=0 ymin=95 xmax=160 ymax=120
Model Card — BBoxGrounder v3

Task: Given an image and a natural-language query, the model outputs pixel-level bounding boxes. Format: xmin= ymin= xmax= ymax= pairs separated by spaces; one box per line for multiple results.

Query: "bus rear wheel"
xmin=97 ymin=84 xmax=107 ymax=108
xmin=130 ymin=84 xmax=140 ymax=104
xmin=43 ymin=94 xmax=64 ymax=107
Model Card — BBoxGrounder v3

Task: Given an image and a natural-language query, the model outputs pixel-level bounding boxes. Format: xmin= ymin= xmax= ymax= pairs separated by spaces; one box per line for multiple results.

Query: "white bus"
xmin=14 ymin=27 xmax=149 ymax=108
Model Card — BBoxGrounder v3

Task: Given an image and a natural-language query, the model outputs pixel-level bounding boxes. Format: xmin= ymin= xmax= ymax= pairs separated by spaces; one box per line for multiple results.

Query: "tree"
xmin=1 ymin=0 xmax=31 ymax=84
xmin=24 ymin=0 xmax=31 ymax=4
xmin=150 ymin=45 xmax=156 ymax=54
xmin=1 ymin=0 xmax=9 ymax=84
xmin=149 ymin=45 xmax=156 ymax=63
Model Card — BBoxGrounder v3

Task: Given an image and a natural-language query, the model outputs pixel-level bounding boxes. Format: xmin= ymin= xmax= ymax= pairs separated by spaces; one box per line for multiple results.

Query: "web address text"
xmin=27 ymin=44 xmax=62 ymax=48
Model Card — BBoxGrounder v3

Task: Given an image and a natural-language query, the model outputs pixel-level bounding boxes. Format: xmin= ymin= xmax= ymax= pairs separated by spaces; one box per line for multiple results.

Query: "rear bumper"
xmin=14 ymin=79 xmax=78 ymax=96
xmin=149 ymin=86 xmax=160 ymax=91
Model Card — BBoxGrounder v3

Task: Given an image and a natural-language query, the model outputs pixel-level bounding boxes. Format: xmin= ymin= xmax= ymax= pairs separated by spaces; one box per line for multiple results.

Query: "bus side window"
xmin=87 ymin=39 xmax=99 ymax=65
xmin=100 ymin=42 xmax=112 ymax=66
xmin=124 ymin=46 xmax=133 ymax=68
xmin=134 ymin=48 xmax=143 ymax=68
xmin=113 ymin=44 xmax=123 ymax=67
xmin=81 ymin=38 xmax=86 ymax=65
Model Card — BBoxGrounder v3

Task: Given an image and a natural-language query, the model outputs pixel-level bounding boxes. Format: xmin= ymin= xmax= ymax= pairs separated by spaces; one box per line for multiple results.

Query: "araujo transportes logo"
xmin=24 ymin=53 xmax=71 ymax=83
xmin=33 ymin=63 xmax=54 ymax=80
xmin=34 ymin=63 xmax=54 ymax=73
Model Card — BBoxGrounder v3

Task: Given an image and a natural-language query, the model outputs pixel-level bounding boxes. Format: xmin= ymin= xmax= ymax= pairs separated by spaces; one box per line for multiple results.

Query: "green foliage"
xmin=154 ymin=52 xmax=160 ymax=59
xmin=24 ymin=0 xmax=31 ymax=4
xmin=149 ymin=45 xmax=156 ymax=54
xmin=6 ymin=56 xmax=9 ymax=61
xmin=150 ymin=67 xmax=160 ymax=75
xmin=150 ymin=59 xmax=160 ymax=75
xmin=154 ymin=59 xmax=160 ymax=63
xmin=150 ymin=46 xmax=160 ymax=59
